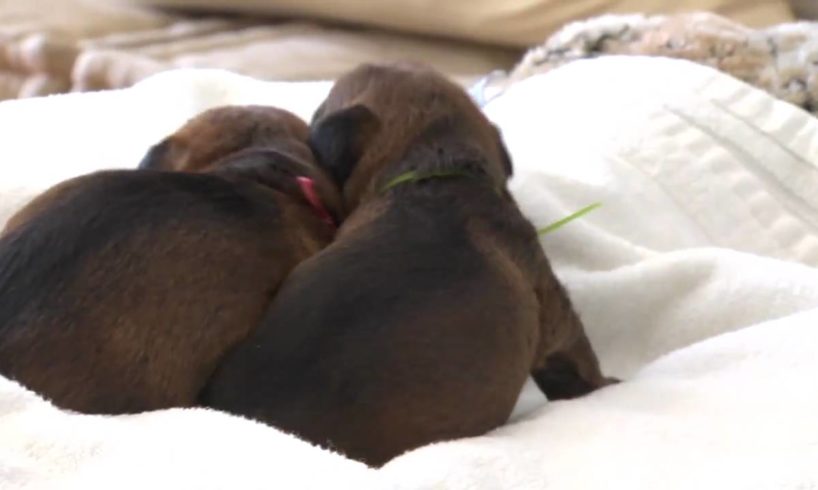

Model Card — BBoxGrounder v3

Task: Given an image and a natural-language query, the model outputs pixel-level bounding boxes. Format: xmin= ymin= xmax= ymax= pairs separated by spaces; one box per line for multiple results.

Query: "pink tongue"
xmin=296 ymin=176 xmax=336 ymax=229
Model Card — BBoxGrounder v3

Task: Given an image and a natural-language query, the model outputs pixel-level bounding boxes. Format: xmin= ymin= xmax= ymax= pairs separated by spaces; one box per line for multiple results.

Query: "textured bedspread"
xmin=510 ymin=12 xmax=818 ymax=117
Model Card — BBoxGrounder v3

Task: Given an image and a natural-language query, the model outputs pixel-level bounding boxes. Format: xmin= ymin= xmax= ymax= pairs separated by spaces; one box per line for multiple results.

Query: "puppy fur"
xmin=0 ymin=106 xmax=341 ymax=414
xmin=202 ymin=64 xmax=614 ymax=466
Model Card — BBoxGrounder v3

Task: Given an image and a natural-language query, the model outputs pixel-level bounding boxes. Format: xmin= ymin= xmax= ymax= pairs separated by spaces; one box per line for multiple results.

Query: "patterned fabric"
xmin=509 ymin=12 xmax=818 ymax=116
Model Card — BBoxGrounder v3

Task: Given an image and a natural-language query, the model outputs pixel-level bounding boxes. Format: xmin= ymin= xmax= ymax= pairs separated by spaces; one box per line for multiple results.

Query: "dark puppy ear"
xmin=492 ymin=125 xmax=513 ymax=177
xmin=138 ymin=139 xmax=173 ymax=170
xmin=310 ymin=101 xmax=327 ymax=125
xmin=309 ymin=104 xmax=380 ymax=185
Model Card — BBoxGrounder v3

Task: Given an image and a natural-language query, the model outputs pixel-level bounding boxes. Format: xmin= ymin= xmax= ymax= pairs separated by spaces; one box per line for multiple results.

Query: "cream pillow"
xmin=122 ymin=0 xmax=795 ymax=47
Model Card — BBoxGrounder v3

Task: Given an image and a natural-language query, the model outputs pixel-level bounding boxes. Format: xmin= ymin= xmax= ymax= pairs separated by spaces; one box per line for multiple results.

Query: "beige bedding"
xmin=0 ymin=0 xmax=517 ymax=101
xmin=129 ymin=0 xmax=796 ymax=47
xmin=0 ymin=0 xmax=805 ymax=102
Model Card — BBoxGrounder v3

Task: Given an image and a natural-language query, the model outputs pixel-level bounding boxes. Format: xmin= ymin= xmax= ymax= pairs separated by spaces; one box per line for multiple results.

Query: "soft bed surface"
xmin=1 ymin=57 xmax=818 ymax=489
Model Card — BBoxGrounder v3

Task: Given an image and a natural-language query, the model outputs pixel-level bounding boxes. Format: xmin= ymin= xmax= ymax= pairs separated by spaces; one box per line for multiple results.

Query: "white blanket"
xmin=2 ymin=57 xmax=818 ymax=489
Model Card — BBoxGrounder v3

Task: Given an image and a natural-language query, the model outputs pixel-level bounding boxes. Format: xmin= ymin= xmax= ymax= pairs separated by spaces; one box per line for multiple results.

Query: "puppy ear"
xmin=138 ymin=139 xmax=173 ymax=170
xmin=309 ymin=104 xmax=380 ymax=185
xmin=492 ymin=125 xmax=513 ymax=177
xmin=310 ymin=101 xmax=327 ymax=125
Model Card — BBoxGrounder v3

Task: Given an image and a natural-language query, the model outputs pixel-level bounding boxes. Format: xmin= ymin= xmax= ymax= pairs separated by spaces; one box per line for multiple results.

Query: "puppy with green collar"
xmin=0 ymin=106 xmax=341 ymax=414
xmin=202 ymin=64 xmax=616 ymax=466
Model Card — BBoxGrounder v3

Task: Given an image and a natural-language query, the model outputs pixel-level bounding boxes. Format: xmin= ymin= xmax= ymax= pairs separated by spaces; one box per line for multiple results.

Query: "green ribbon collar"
xmin=382 ymin=170 xmax=476 ymax=192
xmin=382 ymin=170 xmax=600 ymax=236
xmin=537 ymin=202 xmax=601 ymax=236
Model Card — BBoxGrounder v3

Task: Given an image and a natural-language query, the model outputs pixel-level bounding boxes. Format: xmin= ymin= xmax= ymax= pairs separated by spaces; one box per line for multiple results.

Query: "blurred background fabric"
xmin=791 ymin=0 xmax=818 ymax=19
xmin=508 ymin=12 xmax=818 ymax=118
xmin=0 ymin=0 xmax=809 ymax=101
xmin=123 ymin=0 xmax=799 ymax=47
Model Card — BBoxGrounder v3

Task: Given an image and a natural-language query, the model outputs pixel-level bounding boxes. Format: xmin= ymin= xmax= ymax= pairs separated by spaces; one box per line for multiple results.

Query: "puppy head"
xmin=141 ymin=105 xmax=344 ymax=224
xmin=139 ymin=105 xmax=313 ymax=173
xmin=309 ymin=62 xmax=513 ymax=208
xmin=214 ymin=147 xmax=345 ymax=227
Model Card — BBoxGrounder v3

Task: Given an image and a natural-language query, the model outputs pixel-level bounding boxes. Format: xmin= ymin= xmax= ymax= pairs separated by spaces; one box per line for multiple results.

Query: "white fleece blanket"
xmin=2 ymin=57 xmax=818 ymax=489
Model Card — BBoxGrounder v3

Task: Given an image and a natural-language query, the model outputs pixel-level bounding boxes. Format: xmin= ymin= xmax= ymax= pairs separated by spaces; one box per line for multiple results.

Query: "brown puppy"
xmin=202 ymin=65 xmax=614 ymax=465
xmin=0 ymin=106 xmax=341 ymax=414
xmin=138 ymin=105 xmax=319 ymax=174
